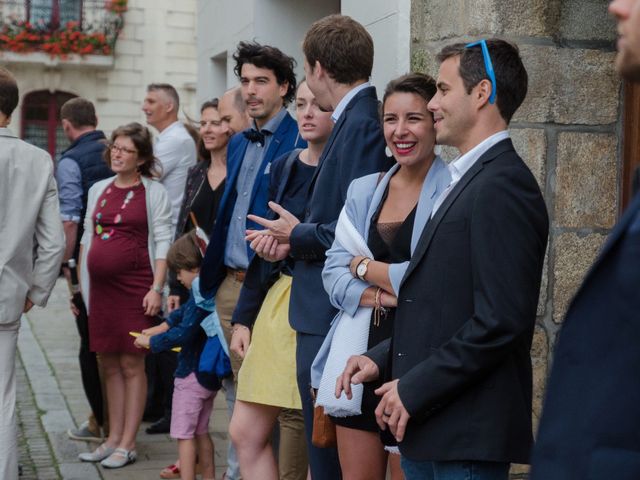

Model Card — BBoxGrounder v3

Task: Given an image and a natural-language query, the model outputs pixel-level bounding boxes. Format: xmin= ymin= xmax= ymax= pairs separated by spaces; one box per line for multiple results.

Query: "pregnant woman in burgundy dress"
xmin=76 ymin=123 xmax=172 ymax=469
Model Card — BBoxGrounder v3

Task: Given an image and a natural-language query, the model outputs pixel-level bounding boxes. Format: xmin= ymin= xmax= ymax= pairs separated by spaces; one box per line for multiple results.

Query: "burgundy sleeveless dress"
xmin=87 ymin=182 xmax=156 ymax=354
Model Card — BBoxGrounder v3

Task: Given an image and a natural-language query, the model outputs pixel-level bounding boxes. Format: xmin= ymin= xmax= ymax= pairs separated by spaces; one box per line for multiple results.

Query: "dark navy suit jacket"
xmin=366 ymin=139 xmax=548 ymax=463
xmin=531 ymin=192 xmax=640 ymax=480
xmin=288 ymin=86 xmax=392 ymax=336
xmin=200 ymin=112 xmax=305 ymax=298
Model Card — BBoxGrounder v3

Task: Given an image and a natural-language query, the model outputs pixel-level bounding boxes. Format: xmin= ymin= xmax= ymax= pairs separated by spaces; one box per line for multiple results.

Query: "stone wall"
xmin=410 ymin=0 xmax=619 ymax=476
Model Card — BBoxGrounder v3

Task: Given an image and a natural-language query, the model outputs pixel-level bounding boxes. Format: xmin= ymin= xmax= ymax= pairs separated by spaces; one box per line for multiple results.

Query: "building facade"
xmin=195 ymin=0 xmax=411 ymax=104
xmin=0 ymin=0 xmax=198 ymax=160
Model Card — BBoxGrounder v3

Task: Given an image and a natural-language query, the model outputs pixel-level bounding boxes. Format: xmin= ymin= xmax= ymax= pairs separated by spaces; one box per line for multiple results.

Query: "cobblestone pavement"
xmin=17 ymin=354 xmax=59 ymax=479
xmin=17 ymin=278 xmax=232 ymax=479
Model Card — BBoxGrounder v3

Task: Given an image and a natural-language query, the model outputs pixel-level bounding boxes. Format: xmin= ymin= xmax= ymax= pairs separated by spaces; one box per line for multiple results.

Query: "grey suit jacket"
xmin=0 ymin=127 xmax=65 ymax=324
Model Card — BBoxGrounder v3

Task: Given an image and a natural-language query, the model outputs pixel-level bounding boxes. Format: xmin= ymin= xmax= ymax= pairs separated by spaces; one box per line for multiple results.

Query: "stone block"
xmin=163 ymin=25 xmax=197 ymax=44
xmin=495 ymin=0 xmax=560 ymax=37
xmin=58 ymin=463 xmax=101 ymax=480
xmin=166 ymin=42 xmax=197 ymax=59
xmin=515 ymin=46 xmax=620 ymax=125
xmin=111 ymin=53 xmax=136 ymax=71
xmin=114 ymin=38 xmax=143 ymax=56
xmin=166 ymin=11 xmax=195 ymax=29
xmin=559 ymin=0 xmax=616 ymax=41
xmin=411 ymin=0 xmax=567 ymax=39
xmin=123 ymin=6 xmax=145 ymax=25
xmin=166 ymin=58 xmax=198 ymax=75
xmin=410 ymin=46 xmax=439 ymax=78
xmin=555 ymin=132 xmax=618 ymax=229
xmin=168 ymin=0 xmax=197 ymax=14
xmin=510 ymin=128 xmax=547 ymax=190
xmin=537 ymin=249 xmax=549 ymax=317
xmin=102 ymin=85 xmax=135 ymax=103
xmin=97 ymin=100 xmax=143 ymax=117
xmin=552 ymin=232 xmax=607 ymax=322
xmin=531 ymin=325 xmax=549 ymax=429
xmin=108 ymin=70 xmax=143 ymax=87
xmin=411 ymin=0 xmax=516 ymax=41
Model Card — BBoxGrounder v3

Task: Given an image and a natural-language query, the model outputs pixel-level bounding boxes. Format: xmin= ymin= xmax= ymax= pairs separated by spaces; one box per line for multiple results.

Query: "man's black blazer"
xmin=531 ymin=191 xmax=640 ymax=480
xmin=288 ymin=86 xmax=391 ymax=336
xmin=368 ymin=138 xmax=549 ymax=463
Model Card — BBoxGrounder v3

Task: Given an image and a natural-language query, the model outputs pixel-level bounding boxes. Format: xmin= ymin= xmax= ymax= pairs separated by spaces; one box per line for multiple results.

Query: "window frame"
xmin=622 ymin=81 xmax=640 ymax=211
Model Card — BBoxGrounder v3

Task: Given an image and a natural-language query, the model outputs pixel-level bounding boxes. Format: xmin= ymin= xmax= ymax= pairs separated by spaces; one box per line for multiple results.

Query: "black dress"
xmin=185 ymin=177 xmax=225 ymax=235
xmin=331 ymin=187 xmax=416 ymax=433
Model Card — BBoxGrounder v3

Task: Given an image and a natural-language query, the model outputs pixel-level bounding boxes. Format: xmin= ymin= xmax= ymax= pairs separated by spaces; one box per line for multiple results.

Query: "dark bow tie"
xmin=243 ymin=128 xmax=270 ymax=146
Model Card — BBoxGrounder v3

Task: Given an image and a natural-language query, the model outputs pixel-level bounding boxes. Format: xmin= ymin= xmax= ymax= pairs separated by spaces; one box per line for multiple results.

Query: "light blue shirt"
xmin=330 ymin=81 xmax=371 ymax=124
xmin=224 ymin=108 xmax=288 ymax=270
xmin=56 ymin=156 xmax=82 ymax=223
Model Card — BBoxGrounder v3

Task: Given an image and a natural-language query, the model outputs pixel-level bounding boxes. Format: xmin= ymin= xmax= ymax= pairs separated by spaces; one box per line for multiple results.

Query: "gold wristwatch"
xmin=356 ymin=258 xmax=371 ymax=280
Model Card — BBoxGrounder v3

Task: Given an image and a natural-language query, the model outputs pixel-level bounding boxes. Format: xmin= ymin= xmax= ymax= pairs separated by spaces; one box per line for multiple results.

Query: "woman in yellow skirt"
xmin=228 ymin=81 xmax=333 ymax=480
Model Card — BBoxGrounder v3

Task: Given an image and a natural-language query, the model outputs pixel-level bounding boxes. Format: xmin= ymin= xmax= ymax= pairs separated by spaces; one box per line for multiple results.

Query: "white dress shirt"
xmin=330 ymin=81 xmax=371 ymax=124
xmin=154 ymin=121 xmax=197 ymax=231
xmin=431 ymin=130 xmax=511 ymax=217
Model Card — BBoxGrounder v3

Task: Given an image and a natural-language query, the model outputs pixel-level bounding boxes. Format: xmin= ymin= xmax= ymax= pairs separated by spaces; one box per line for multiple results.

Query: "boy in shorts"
xmin=135 ymin=231 xmax=221 ymax=480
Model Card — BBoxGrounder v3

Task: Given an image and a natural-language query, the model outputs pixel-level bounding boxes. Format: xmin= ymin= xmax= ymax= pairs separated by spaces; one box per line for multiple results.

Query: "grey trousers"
xmin=0 ymin=320 xmax=20 ymax=480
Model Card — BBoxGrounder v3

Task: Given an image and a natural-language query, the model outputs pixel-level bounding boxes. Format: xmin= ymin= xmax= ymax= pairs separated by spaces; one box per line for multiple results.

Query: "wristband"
xmin=150 ymin=284 xmax=163 ymax=294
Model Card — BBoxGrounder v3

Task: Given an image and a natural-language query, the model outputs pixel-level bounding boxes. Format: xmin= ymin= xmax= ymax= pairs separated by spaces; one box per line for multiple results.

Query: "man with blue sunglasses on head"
xmin=337 ymin=39 xmax=549 ymax=480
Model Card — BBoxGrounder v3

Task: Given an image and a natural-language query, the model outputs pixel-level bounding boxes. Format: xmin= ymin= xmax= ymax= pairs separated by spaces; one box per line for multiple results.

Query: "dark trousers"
xmin=296 ymin=332 xmax=341 ymax=480
xmin=145 ymin=350 xmax=177 ymax=419
xmin=75 ymin=310 xmax=104 ymax=426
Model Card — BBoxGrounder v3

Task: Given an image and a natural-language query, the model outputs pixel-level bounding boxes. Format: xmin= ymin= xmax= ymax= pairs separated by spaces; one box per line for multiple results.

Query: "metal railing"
xmin=0 ymin=0 xmax=125 ymax=55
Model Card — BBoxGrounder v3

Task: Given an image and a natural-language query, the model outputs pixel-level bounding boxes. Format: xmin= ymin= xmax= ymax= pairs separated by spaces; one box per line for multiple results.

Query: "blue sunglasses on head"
xmin=465 ymin=39 xmax=496 ymax=104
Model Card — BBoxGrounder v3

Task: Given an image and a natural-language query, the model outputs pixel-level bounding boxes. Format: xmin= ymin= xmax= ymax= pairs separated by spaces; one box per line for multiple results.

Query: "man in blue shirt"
xmin=246 ymin=16 xmax=390 ymax=478
xmin=57 ymin=98 xmax=112 ymax=444
xmin=199 ymin=41 xmax=304 ymax=480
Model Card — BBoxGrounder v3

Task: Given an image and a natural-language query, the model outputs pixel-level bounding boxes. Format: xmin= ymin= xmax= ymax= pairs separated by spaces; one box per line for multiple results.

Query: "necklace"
xmin=94 ymin=182 xmax=139 ymax=240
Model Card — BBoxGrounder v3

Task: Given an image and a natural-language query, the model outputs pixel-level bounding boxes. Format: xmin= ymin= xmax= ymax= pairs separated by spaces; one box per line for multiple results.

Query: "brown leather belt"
xmin=226 ymin=268 xmax=246 ymax=282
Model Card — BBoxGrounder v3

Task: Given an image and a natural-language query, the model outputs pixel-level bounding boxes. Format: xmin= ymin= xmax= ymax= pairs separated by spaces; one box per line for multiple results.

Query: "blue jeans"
xmin=401 ymin=458 xmax=510 ymax=480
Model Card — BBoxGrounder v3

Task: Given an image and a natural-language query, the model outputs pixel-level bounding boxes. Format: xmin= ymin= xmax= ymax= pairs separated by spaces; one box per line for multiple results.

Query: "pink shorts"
xmin=170 ymin=373 xmax=217 ymax=439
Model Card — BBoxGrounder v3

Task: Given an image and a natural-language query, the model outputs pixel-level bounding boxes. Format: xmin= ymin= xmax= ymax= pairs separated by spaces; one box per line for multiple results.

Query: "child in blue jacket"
xmin=135 ymin=230 xmax=222 ymax=480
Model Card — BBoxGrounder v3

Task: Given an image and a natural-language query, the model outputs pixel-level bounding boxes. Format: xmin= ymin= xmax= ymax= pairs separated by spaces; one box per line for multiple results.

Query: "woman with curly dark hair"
xmin=76 ymin=122 xmax=172 ymax=469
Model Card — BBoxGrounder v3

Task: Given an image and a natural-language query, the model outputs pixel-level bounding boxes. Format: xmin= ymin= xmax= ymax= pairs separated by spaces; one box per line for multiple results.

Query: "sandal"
xmin=159 ymin=463 xmax=180 ymax=479
xmin=159 ymin=461 xmax=203 ymax=479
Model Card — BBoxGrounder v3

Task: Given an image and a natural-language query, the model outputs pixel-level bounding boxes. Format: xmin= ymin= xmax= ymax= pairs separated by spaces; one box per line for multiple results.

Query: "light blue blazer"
xmin=321 ymin=157 xmax=451 ymax=317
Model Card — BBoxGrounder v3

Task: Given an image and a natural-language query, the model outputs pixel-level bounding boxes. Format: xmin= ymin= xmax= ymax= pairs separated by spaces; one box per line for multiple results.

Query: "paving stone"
xmin=19 ymin=279 xmax=232 ymax=480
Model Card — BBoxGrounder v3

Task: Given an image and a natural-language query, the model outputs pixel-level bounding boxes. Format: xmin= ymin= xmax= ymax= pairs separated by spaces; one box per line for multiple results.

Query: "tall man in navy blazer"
xmin=199 ymin=41 xmax=304 ymax=480
xmin=246 ymin=15 xmax=391 ymax=478
xmin=531 ymin=1 xmax=640 ymax=479
xmin=338 ymin=40 xmax=549 ymax=480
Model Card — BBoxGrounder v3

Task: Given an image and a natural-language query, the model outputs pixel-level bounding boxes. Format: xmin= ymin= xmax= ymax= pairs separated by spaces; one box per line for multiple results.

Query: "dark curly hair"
xmin=233 ymin=41 xmax=297 ymax=105
xmin=104 ymin=122 xmax=161 ymax=178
